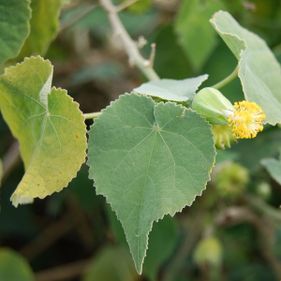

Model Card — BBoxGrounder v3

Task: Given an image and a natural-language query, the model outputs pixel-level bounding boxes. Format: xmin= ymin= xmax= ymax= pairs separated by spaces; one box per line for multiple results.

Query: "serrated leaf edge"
xmin=87 ymin=93 xmax=216 ymax=273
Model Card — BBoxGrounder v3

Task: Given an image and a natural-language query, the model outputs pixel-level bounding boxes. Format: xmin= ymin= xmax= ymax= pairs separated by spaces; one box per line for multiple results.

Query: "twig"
xmin=99 ymin=0 xmax=159 ymax=81
xmin=20 ymin=214 xmax=74 ymax=260
xmin=35 ymin=259 xmax=89 ymax=281
xmin=163 ymin=215 xmax=203 ymax=281
xmin=1 ymin=142 xmax=20 ymax=184
xmin=216 ymin=206 xmax=281 ymax=279
xmin=116 ymin=0 xmax=141 ymax=12
xmin=148 ymin=43 xmax=156 ymax=68
xmin=66 ymin=195 xmax=95 ymax=249
xmin=60 ymin=4 xmax=97 ymax=32
xmin=245 ymin=195 xmax=281 ymax=225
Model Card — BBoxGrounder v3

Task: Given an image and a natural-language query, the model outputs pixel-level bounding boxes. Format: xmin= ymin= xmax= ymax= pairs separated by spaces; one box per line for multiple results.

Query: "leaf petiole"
xmin=212 ymin=65 xmax=239 ymax=90
xmin=83 ymin=112 xmax=102 ymax=120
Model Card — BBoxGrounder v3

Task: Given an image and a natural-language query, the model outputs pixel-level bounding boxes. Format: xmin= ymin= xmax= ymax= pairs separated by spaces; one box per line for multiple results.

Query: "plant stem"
xmin=60 ymin=4 xmax=97 ymax=32
xmin=83 ymin=112 xmax=102 ymax=120
xmin=35 ymin=259 xmax=89 ymax=281
xmin=116 ymin=0 xmax=141 ymax=12
xmin=99 ymin=0 xmax=160 ymax=81
xmin=212 ymin=65 xmax=239 ymax=90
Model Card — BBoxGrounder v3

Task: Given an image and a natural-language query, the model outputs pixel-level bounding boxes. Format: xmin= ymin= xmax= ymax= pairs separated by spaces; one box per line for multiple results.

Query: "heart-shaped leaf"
xmin=211 ymin=11 xmax=281 ymax=125
xmin=0 ymin=56 xmax=87 ymax=206
xmin=133 ymin=75 xmax=208 ymax=102
xmin=87 ymin=94 xmax=215 ymax=273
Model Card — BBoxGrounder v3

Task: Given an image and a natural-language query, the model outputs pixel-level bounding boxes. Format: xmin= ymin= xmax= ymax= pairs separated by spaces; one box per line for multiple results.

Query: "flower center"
xmin=228 ymin=101 xmax=266 ymax=139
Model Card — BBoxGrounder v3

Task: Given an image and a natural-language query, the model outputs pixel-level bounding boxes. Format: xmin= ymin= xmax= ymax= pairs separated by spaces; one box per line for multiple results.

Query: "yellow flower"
xmin=228 ymin=101 xmax=266 ymax=139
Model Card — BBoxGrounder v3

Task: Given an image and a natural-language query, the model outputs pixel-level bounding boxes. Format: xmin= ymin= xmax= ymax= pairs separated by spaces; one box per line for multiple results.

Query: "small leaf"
xmin=133 ymin=75 xmax=208 ymax=102
xmin=0 ymin=56 xmax=87 ymax=206
xmin=83 ymin=246 xmax=137 ymax=281
xmin=19 ymin=0 xmax=62 ymax=58
xmin=175 ymin=0 xmax=224 ymax=70
xmin=210 ymin=11 xmax=281 ymax=125
xmin=261 ymin=158 xmax=281 ymax=185
xmin=87 ymin=94 xmax=215 ymax=273
xmin=0 ymin=248 xmax=34 ymax=281
xmin=0 ymin=0 xmax=31 ymax=64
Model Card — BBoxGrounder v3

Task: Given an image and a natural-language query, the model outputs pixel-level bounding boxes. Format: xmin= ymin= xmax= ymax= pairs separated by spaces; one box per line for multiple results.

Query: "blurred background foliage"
xmin=0 ymin=0 xmax=281 ymax=280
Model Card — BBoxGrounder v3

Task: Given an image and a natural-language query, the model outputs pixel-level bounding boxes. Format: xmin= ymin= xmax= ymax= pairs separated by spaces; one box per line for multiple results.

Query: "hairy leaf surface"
xmin=211 ymin=11 xmax=281 ymax=125
xmin=0 ymin=56 xmax=87 ymax=206
xmin=87 ymin=94 xmax=215 ymax=273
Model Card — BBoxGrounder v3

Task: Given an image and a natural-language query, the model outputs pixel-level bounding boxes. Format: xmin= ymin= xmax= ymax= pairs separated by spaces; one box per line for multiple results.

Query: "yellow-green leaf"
xmin=0 ymin=248 xmax=34 ymax=281
xmin=19 ymin=0 xmax=62 ymax=58
xmin=0 ymin=56 xmax=87 ymax=206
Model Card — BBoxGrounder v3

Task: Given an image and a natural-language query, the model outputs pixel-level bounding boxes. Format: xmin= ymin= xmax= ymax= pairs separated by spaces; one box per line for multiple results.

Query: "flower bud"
xmin=192 ymin=87 xmax=233 ymax=125
xmin=256 ymin=182 xmax=271 ymax=200
xmin=213 ymin=161 xmax=249 ymax=199
xmin=212 ymin=125 xmax=235 ymax=149
xmin=193 ymin=236 xmax=223 ymax=267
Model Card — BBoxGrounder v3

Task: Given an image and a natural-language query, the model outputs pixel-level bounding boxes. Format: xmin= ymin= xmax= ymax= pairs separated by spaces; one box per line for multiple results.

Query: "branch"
xmin=60 ymin=4 xmax=97 ymax=32
xmin=116 ymin=0 xmax=141 ymax=12
xmin=216 ymin=206 xmax=281 ymax=279
xmin=35 ymin=259 xmax=89 ymax=281
xmin=1 ymin=142 xmax=20 ymax=184
xmin=21 ymin=214 xmax=74 ymax=260
xmin=99 ymin=0 xmax=159 ymax=81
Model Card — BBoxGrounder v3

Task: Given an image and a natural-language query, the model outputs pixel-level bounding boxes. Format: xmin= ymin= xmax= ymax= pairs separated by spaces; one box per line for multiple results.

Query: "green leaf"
xmin=0 ymin=248 xmax=34 ymax=281
xmin=107 ymin=207 xmax=178 ymax=281
xmin=153 ymin=25 xmax=192 ymax=79
xmin=19 ymin=0 xmax=62 ymax=58
xmin=175 ymin=0 xmax=224 ymax=70
xmin=261 ymin=158 xmax=281 ymax=185
xmin=210 ymin=10 xmax=281 ymax=125
xmin=87 ymin=94 xmax=215 ymax=273
xmin=133 ymin=75 xmax=208 ymax=102
xmin=83 ymin=246 xmax=137 ymax=281
xmin=0 ymin=56 xmax=87 ymax=206
xmin=0 ymin=0 xmax=31 ymax=64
